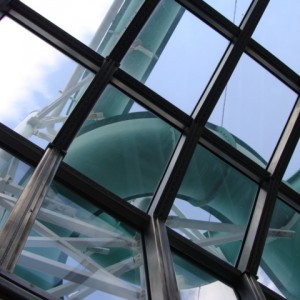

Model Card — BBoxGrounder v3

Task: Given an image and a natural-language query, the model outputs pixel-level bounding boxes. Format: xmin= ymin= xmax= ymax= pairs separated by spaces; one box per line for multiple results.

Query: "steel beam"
xmin=144 ymin=218 xmax=180 ymax=300
xmin=237 ymin=273 xmax=266 ymax=300
xmin=0 ymin=147 xmax=62 ymax=271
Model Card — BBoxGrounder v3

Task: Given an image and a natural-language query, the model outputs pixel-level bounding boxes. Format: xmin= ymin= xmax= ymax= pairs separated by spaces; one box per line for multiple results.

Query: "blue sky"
xmin=1 ymin=0 xmax=300 ymax=299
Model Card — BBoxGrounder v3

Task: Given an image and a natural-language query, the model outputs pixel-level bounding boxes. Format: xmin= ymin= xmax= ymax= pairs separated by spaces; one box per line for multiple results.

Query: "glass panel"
xmin=258 ymin=199 xmax=300 ymax=300
xmin=0 ymin=18 xmax=94 ymax=148
xmin=173 ymin=253 xmax=238 ymax=299
xmin=0 ymin=148 xmax=33 ymax=231
xmin=21 ymin=0 xmax=144 ymax=57
xmin=121 ymin=0 xmax=228 ymax=114
xmin=283 ymin=138 xmax=300 ymax=195
xmin=167 ymin=144 xmax=258 ymax=265
xmin=253 ymin=0 xmax=300 ymax=74
xmin=208 ymin=54 xmax=297 ymax=164
xmin=14 ymin=181 xmax=147 ymax=300
xmin=63 ymin=85 xmax=180 ymax=212
xmin=203 ymin=0 xmax=252 ymax=26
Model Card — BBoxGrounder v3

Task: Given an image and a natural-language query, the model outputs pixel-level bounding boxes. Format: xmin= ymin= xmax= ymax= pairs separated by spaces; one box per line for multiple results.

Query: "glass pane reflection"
xmin=121 ymin=0 xmax=228 ymax=114
xmin=167 ymin=144 xmax=258 ymax=265
xmin=21 ymin=0 xmax=144 ymax=57
xmin=208 ymin=54 xmax=297 ymax=164
xmin=173 ymin=254 xmax=238 ymax=300
xmin=15 ymin=181 xmax=147 ymax=300
xmin=0 ymin=18 xmax=94 ymax=148
xmin=258 ymin=200 xmax=300 ymax=300
xmin=0 ymin=148 xmax=33 ymax=232
xmin=64 ymin=85 xmax=180 ymax=212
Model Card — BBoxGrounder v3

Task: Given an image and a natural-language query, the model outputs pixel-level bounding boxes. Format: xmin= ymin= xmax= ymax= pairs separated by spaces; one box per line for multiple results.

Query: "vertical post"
xmin=0 ymin=147 xmax=62 ymax=271
xmin=237 ymin=273 xmax=266 ymax=300
xmin=144 ymin=218 xmax=180 ymax=300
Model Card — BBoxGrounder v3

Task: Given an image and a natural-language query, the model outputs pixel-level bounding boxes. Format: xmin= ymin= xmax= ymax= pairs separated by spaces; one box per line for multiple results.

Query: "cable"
xmin=221 ymin=0 xmax=238 ymax=127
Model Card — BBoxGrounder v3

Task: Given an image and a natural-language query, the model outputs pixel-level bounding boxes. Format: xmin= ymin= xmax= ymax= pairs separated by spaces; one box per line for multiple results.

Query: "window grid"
xmin=0 ymin=0 xmax=299 ymax=299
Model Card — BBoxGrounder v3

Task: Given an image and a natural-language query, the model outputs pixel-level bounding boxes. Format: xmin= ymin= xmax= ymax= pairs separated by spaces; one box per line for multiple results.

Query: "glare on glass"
xmin=208 ymin=54 xmax=297 ymax=164
xmin=21 ymin=0 xmax=144 ymax=57
xmin=63 ymin=84 xmax=180 ymax=212
xmin=173 ymin=254 xmax=238 ymax=299
xmin=121 ymin=0 xmax=228 ymax=114
xmin=258 ymin=199 xmax=300 ymax=300
xmin=0 ymin=148 xmax=33 ymax=231
xmin=0 ymin=18 xmax=94 ymax=148
xmin=167 ymin=144 xmax=258 ymax=265
xmin=14 ymin=181 xmax=147 ymax=300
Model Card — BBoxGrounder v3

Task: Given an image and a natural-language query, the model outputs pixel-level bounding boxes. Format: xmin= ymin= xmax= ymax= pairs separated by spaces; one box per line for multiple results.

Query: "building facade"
xmin=0 ymin=0 xmax=299 ymax=299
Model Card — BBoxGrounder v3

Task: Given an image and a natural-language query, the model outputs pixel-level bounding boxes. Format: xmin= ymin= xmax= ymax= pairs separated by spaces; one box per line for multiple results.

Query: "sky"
xmin=0 ymin=0 xmax=299 ymax=299
xmin=0 ymin=0 xmax=113 ymax=129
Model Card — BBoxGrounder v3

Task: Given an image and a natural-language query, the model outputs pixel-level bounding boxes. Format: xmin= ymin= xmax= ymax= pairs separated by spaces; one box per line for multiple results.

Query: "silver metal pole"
xmin=0 ymin=147 xmax=62 ymax=271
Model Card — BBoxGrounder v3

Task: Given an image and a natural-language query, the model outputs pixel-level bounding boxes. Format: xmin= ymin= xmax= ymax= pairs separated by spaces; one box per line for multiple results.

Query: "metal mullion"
xmin=112 ymin=69 xmax=192 ymax=131
xmin=56 ymin=162 xmax=150 ymax=231
xmin=237 ymin=98 xmax=300 ymax=273
xmin=237 ymin=99 xmax=300 ymax=272
xmin=108 ymin=0 xmax=160 ymax=63
xmin=0 ymin=147 xmax=62 ymax=272
xmin=143 ymin=218 xmax=180 ymax=300
xmin=192 ymin=0 xmax=270 ymax=123
xmin=260 ymin=284 xmax=286 ymax=300
xmin=52 ymin=58 xmax=117 ymax=152
xmin=237 ymin=182 xmax=277 ymax=274
xmin=278 ymin=183 xmax=300 ymax=213
xmin=0 ymin=123 xmax=43 ymax=167
xmin=168 ymin=228 xmax=242 ymax=287
xmin=149 ymin=122 xmax=201 ymax=219
xmin=246 ymin=40 xmax=300 ymax=94
xmin=177 ymin=0 xmax=239 ymax=42
xmin=237 ymin=273 xmax=266 ymax=300
xmin=8 ymin=0 xmax=102 ymax=72
xmin=0 ymin=270 xmax=56 ymax=300
xmin=148 ymin=0 xmax=270 ymax=221
xmin=200 ymin=127 xmax=270 ymax=184
xmin=268 ymin=96 xmax=300 ymax=177
xmin=238 ymin=94 xmax=300 ymax=272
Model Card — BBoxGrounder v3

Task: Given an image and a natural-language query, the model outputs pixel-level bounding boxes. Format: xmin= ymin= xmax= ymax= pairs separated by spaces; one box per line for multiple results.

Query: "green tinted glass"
xmin=173 ymin=253 xmax=238 ymax=299
xmin=167 ymin=144 xmax=258 ymax=265
xmin=63 ymin=84 xmax=180 ymax=212
xmin=258 ymin=199 xmax=300 ymax=300
xmin=14 ymin=181 xmax=147 ymax=299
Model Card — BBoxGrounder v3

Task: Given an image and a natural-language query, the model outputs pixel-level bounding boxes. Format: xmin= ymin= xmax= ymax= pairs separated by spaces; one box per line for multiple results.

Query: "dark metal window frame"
xmin=0 ymin=0 xmax=299 ymax=299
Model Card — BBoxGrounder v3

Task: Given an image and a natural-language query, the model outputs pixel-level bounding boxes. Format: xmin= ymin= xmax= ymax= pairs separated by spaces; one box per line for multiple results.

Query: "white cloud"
xmin=0 ymin=1 xmax=114 ymax=129
xmin=22 ymin=0 xmax=114 ymax=43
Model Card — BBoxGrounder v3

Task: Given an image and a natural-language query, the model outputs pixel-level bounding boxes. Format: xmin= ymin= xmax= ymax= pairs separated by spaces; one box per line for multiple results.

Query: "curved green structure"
xmin=5 ymin=0 xmax=299 ymax=299
xmin=64 ymin=111 xmax=300 ymax=299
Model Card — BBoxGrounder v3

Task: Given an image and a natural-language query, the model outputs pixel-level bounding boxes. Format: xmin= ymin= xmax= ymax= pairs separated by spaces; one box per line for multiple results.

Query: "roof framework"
xmin=0 ymin=0 xmax=299 ymax=299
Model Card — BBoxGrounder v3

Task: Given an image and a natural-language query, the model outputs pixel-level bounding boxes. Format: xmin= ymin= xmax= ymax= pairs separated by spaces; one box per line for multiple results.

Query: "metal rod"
xmin=0 ymin=147 xmax=62 ymax=271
